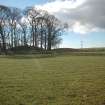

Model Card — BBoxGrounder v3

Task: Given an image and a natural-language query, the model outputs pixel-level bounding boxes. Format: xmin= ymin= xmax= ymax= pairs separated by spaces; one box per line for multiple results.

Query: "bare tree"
xmin=0 ymin=5 xmax=68 ymax=54
xmin=44 ymin=13 xmax=65 ymax=50
xmin=0 ymin=5 xmax=10 ymax=54
xmin=24 ymin=7 xmax=40 ymax=47
xmin=19 ymin=17 xmax=28 ymax=46
xmin=9 ymin=7 xmax=21 ymax=48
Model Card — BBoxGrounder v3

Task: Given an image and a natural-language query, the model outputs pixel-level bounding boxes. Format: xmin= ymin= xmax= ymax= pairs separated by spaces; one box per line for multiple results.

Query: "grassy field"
xmin=0 ymin=55 xmax=105 ymax=105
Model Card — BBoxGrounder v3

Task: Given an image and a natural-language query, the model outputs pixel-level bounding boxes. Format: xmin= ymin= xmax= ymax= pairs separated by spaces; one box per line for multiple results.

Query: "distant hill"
xmin=6 ymin=46 xmax=105 ymax=55
xmin=53 ymin=48 xmax=105 ymax=52
xmin=53 ymin=48 xmax=105 ymax=56
xmin=53 ymin=48 xmax=79 ymax=52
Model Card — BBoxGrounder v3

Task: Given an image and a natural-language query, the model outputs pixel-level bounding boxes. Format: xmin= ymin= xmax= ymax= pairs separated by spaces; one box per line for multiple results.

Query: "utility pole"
xmin=81 ymin=40 xmax=83 ymax=49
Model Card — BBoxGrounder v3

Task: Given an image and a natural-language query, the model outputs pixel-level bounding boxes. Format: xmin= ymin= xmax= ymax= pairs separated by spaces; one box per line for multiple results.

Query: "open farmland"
xmin=0 ymin=55 xmax=105 ymax=105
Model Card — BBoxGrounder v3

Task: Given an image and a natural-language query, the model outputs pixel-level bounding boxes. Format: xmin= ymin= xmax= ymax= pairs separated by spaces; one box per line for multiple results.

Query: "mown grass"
xmin=0 ymin=55 xmax=105 ymax=105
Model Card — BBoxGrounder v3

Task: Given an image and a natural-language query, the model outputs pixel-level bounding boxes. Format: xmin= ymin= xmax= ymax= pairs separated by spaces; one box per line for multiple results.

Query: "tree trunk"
xmin=40 ymin=23 xmax=43 ymax=49
xmin=23 ymin=31 xmax=27 ymax=46
xmin=0 ymin=25 xmax=7 ymax=54
xmin=44 ymin=31 xmax=47 ymax=50
xmin=34 ymin=24 xmax=37 ymax=47
xmin=31 ymin=19 xmax=35 ymax=47
xmin=47 ymin=27 xmax=51 ymax=51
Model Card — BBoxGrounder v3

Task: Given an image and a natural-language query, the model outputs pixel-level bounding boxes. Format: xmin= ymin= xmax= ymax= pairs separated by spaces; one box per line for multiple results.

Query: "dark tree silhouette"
xmin=0 ymin=5 xmax=67 ymax=54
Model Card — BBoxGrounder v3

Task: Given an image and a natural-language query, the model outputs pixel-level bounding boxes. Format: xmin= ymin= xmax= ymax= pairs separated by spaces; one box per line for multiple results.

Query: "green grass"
xmin=0 ymin=55 xmax=105 ymax=105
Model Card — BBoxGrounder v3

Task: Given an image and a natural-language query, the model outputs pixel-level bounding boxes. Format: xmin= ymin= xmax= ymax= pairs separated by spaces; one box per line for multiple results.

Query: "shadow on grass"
xmin=0 ymin=52 xmax=105 ymax=59
xmin=0 ymin=54 xmax=57 ymax=59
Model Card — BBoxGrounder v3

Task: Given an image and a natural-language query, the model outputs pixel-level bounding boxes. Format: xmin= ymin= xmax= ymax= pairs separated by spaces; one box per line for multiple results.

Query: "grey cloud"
xmin=54 ymin=0 xmax=105 ymax=32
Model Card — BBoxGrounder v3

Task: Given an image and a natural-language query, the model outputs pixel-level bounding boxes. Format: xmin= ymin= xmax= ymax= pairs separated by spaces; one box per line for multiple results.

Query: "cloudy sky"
xmin=0 ymin=0 xmax=105 ymax=48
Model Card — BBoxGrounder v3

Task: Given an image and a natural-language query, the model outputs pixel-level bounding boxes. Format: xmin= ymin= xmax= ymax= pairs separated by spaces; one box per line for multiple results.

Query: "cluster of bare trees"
xmin=0 ymin=5 xmax=67 ymax=54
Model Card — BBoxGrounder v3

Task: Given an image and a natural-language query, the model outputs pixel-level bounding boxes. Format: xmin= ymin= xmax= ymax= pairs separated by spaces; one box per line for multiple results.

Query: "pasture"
xmin=0 ymin=55 xmax=105 ymax=105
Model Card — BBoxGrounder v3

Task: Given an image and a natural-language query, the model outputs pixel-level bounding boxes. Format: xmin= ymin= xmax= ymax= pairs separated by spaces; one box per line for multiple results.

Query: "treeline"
xmin=0 ymin=5 xmax=67 ymax=54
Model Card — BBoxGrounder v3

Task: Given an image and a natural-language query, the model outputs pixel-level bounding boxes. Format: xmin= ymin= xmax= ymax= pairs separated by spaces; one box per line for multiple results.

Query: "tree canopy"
xmin=0 ymin=5 xmax=67 ymax=54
